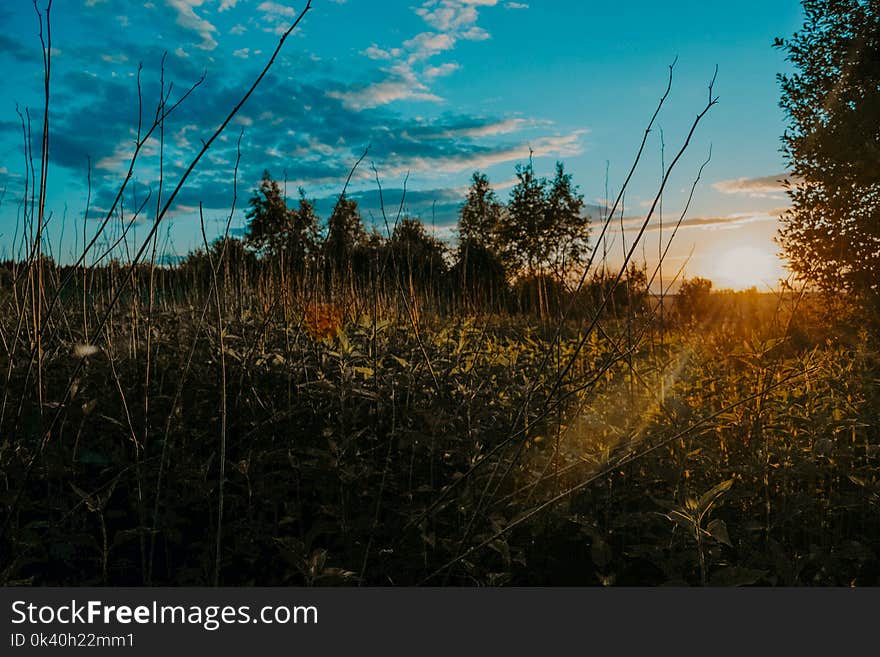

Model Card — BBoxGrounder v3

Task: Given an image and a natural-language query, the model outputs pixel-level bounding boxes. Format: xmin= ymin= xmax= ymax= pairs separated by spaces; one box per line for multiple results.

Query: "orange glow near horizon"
xmin=705 ymin=244 xmax=786 ymax=291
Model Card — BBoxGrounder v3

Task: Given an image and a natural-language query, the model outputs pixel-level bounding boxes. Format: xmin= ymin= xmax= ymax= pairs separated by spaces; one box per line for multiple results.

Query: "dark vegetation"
xmin=776 ymin=0 xmax=880 ymax=311
xmin=0 ymin=0 xmax=878 ymax=586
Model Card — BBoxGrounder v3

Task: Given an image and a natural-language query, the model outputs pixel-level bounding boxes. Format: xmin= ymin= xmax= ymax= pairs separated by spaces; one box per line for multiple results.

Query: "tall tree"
xmin=499 ymin=159 xmax=551 ymax=276
xmin=324 ymin=194 xmax=366 ymax=274
xmin=456 ymin=172 xmax=507 ymax=306
xmin=244 ymin=171 xmax=295 ymax=255
xmin=459 ymin=172 xmax=503 ymax=246
xmin=776 ymin=0 xmax=880 ymax=302
xmin=388 ymin=217 xmax=448 ymax=294
xmin=285 ymin=188 xmax=319 ymax=265
xmin=545 ymin=161 xmax=589 ymax=280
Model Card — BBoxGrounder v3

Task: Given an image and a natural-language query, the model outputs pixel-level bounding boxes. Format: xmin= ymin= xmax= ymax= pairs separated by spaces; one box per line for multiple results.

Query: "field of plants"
xmin=1 ymin=0 xmax=878 ymax=589
xmin=1 ymin=268 xmax=877 ymax=586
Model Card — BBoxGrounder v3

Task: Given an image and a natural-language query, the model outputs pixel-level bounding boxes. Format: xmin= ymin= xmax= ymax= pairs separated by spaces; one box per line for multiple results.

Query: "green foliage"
xmin=776 ymin=0 xmax=880 ymax=302
xmin=245 ymin=171 xmax=291 ymax=253
xmin=386 ymin=217 xmax=448 ymax=291
xmin=499 ymin=159 xmax=552 ymax=275
xmin=458 ymin=171 xmax=504 ymax=248
xmin=245 ymin=171 xmax=319 ymax=267
xmin=676 ymin=276 xmax=713 ymax=319
xmin=3 ymin=285 xmax=878 ymax=586
xmin=545 ymin=161 xmax=590 ymax=279
xmin=324 ymin=194 xmax=367 ymax=273
xmin=497 ymin=160 xmax=589 ymax=280
xmin=455 ymin=173 xmax=509 ymax=308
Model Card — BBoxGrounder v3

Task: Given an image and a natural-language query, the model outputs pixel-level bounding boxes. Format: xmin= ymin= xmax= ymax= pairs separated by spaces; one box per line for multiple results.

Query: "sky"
xmin=0 ymin=0 xmax=806 ymax=289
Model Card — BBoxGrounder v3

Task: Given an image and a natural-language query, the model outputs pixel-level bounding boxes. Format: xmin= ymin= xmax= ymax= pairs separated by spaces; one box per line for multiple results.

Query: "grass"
xmin=2 ymin=2 xmax=877 ymax=587
xmin=1 ymin=270 xmax=877 ymax=586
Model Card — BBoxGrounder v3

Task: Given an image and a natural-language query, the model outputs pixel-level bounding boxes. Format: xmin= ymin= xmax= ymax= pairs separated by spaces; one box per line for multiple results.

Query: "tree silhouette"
xmin=324 ymin=194 xmax=366 ymax=275
xmin=286 ymin=188 xmax=320 ymax=265
xmin=456 ymin=172 xmax=507 ymax=308
xmin=459 ymin=172 xmax=504 ymax=245
xmin=387 ymin=217 xmax=448 ymax=295
xmin=776 ymin=0 xmax=880 ymax=304
xmin=244 ymin=170 xmax=294 ymax=255
xmin=499 ymin=158 xmax=551 ymax=276
xmin=545 ymin=161 xmax=589 ymax=281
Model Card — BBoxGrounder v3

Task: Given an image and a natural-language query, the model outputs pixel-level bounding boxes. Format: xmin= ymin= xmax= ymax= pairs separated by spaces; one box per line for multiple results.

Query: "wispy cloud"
xmin=376 ymin=129 xmax=586 ymax=178
xmin=257 ymin=1 xmax=299 ymax=34
xmin=618 ymin=209 xmax=788 ymax=233
xmin=713 ymin=173 xmax=799 ymax=198
xmin=165 ymin=0 xmax=217 ymax=50
xmin=364 ymin=45 xmax=402 ymax=61
xmin=342 ymin=0 xmax=503 ymax=110
xmin=424 ymin=62 xmax=461 ymax=79
xmin=327 ymin=63 xmax=443 ymax=110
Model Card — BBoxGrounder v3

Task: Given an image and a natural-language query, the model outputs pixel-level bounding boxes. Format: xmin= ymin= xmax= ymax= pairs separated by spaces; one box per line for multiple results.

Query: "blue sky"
xmin=0 ymin=0 xmax=804 ymax=288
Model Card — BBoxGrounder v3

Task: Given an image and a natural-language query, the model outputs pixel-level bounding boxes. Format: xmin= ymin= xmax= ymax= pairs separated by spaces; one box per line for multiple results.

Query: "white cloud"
xmin=460 ymin=26 xmax=490 ymax=40
xmin=618 ymin=209 xmax=787 ymax=233
xmin=404 ymin=32 xmax=457 ymax=61
xmin=257 ymin=1 xmax=300 ymax=34
xmin=424 ymin=62 xmax=461 ymax=79
xmin=416 ymin=3 xmax=481 ymax=31
xmin=257 ymin=1 xmax=297 ymax=17
xmin=349 ymin=0 xmax=502 ymax=110
xmin=712 ymin=173 xmax=798 ymax=197
xmin=165 ymin=0 xmax=218 ymax=50
xmin=505 ymin=2 xmax=528 ymax=8
xmin=364 ymin=45 xmax=402 ymax=60
xmin=441 ymin=117 xmax=533 ymax=138
xmin=100 ymin=53 xmax=129 ymax=64
xmin=328 ymin=81 xmax=443 ymax=111
xmin=380 ymin=129 xmax=586 ymax=178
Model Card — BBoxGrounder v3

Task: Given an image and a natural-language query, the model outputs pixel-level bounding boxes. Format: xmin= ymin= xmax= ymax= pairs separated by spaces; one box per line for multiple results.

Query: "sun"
xmin=708 ymin=245 xmax=785 ymax=290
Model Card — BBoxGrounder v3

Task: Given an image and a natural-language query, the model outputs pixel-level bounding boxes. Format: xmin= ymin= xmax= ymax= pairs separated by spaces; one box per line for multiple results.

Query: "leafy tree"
xmin=499 ymin=159 xmax=552 ymax=276
xmin=387 ymin=217 xmax=448 ymax=293
xmin=285 ymin=188 xmax=320 ymax=265
xmin=676 ymin=276 xmax=713 ymax=320
xmin=244 ymin=171 xmax=294 ymax=255
xmin=456 ymin=172 xmax=507 ymax=306
xmin=459 ymin=172 xmax=504 ymax=246
xmin=324 ymin=194 xmax=366 ymax=274
xmin=498 ymin=160 xmax=589 ymax=280
xmin=775 ymin=0 xmax=880 ymax=302
xmin=545 ymin=161 xmax=589 ymax=280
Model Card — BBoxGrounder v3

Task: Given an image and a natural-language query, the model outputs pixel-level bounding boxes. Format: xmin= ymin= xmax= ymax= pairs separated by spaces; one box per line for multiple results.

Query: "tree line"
xmin=200 ymin=159 xmax=608 ymax=315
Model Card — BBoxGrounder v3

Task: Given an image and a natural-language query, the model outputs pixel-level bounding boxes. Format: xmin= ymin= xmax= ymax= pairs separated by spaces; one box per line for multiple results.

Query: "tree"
xmin=776 ymin=0 xmax=880 ymax=302
xmin=497 ymin=160 xmax=589 ymax=280
xmin=498 ymin=159 xmax=552 ymax=276
xmin=324 ymin=194 xmax=366 ymax=274
xmin=387 ymin=217 xmax=448 ymax=295
xmin=286 ymin=188 xmax=320 ymax=264
xmin=455 ymin=172 xmax=507 ymax=307
xmin=459 ymin=172 xmax=503 ymax=245
xmin=244 ymin=171 xmax=294 ymax=255
xmin=676 ymin=276 xmax=713 ymax=320
xmin=545 ymin=161 xmax=589 ymax=280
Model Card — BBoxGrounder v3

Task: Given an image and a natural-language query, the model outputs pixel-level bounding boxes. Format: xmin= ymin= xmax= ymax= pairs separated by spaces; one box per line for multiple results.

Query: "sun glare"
xmin=708 ymin=245 xmax=785 ymax=290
